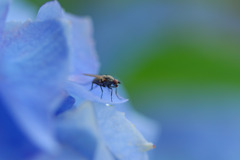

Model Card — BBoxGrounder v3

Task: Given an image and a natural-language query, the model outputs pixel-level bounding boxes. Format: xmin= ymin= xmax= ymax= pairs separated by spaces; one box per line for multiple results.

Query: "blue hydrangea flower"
xmin=0 ymin=1 xmax=157 ymax=160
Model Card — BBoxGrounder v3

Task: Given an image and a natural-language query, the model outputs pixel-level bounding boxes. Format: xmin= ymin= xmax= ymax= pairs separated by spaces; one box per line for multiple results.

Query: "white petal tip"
xmin=140 ymin=142 xmax=156 ymax=152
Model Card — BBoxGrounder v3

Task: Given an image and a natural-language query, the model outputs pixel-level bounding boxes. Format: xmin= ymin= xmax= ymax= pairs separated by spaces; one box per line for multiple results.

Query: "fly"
xmin=83 ymin=73 xmax=121 ymax=102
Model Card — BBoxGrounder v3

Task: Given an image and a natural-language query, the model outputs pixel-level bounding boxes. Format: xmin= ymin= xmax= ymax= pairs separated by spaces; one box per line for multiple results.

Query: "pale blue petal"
xmin=0 ymin=19 xmax=70 ymax=153
xmin=110 ymin=86 xmax=161 ymax=142
xmin=34 ymin=148 xmax=86 ymax=160
xmin=34 ymin=140 xmax=114 ymax=160
xmin=65 ymin=81 xmax=128 ymax=105
xmin=94 ymin=104 xmax=155 ymax=160
xmin=66 ymin=14 xmax=100 ymax=84
xmin=94 ymin=142 xmax=115 ymax=160
xmin=55 ymin=102 xmax=114 ymax=160
xmin=36 ymin=1 xmax=100 ymax=84
xmin=57 ymin=128 xmax=97 ymax=159
xmin=117 ymin=103 xmax=160 ymax=143
xmin=37 ymin=0 xmax=63 ymax=21
xmin=115 ymin=88 xmax=159 ymax=142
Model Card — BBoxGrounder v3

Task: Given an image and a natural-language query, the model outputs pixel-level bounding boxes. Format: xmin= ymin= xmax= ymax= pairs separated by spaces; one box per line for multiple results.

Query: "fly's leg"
xmin=110 ymin=88 xmax=113 ymax=102
xmin=115 ymin=87 xmax=122 ymax=100
xmin=107 ymin=85 xmax=113 ymax=102
xmin=90 ymin=82 xmax=94 ymax=91
xmin=100 ymin=86 xmax=103 ymax=99
xmin=90 ymin=83 xmax=98 ymax=91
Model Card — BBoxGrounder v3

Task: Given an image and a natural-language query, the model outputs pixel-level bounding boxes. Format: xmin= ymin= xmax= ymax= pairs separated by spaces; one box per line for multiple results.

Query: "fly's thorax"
xmin=103 ymin=75 xmax=114 ymax=81
xmin=93 ymin=78 xmax=101 ymax=84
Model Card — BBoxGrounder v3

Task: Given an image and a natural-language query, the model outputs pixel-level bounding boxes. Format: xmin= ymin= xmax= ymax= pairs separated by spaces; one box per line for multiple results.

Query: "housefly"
xmin=83 ymin=74 xmax=121 ymax=102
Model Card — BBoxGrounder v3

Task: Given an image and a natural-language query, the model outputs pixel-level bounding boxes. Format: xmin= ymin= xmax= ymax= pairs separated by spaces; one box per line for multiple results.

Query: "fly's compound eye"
xmin=113 ymin=79 xmax=118 ymax=85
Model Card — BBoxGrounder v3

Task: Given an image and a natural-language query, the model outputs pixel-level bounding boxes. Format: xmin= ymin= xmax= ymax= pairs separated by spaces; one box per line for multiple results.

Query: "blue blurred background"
xmin=14 ymin=0 xmax=240 ymax=159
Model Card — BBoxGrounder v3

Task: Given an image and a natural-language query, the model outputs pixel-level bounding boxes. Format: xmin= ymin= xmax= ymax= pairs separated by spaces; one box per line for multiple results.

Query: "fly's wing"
xmin=83 ymin=73 xmax=103 ymax=79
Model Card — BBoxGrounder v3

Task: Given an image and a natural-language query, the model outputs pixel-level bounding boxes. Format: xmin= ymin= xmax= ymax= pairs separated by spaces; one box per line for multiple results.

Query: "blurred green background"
xmin=15 ymin=0 xmax=240 ymax=159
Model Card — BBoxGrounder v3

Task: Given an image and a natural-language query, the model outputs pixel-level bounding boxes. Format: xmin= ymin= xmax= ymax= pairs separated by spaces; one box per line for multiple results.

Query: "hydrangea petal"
xmin=0 ymin=19 xmax=70 ymax=153
xmin=94 ymin=142 xmax=115 ymax=160
xmin=34 ymin=140 xmax=114 ymax=160
xmin=36 ymin=1 xmax=100 ymax=84
xmin=55 ymin=101 xmax=114 ymax=160
xmin=117 ymin=103 xmax=160 ymax=142
xmin=56 ymin=107 xmax=97 ymax=159
xmin=55 ymin=95 xmax=76 ymax=116
xmin=65 ymin=81 xmax=128 ymax=104
xmin=115 ymin=88 xmax=159 ymax=142
xmin=66 ymin=14 xmax=100 ymax=84
xmin=93 ymin=104 xmax=155 ymax=160
xmin=0 ymin=0 xmax=9 ymax=36
xmin=37 ymin=0 xmax=63 ymax=21
xmin=34 ymin=149 xmax=86 ymax=160
xmin=0 ymin=96 xmax=39 ymax=160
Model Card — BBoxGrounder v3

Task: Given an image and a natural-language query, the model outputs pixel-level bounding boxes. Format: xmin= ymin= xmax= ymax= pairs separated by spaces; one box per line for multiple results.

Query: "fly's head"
xmin=112 ymin=79 xmax=121 ymax=88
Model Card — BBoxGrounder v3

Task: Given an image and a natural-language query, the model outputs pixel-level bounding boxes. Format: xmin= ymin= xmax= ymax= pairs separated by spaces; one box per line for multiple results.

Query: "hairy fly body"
xmin=83 ymin=74 xmax=121 ymax=102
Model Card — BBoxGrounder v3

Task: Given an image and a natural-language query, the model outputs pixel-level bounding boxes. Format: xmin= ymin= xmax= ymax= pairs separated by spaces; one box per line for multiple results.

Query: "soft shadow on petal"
xmin=65 ymin=81 xmax=128 ymax=105
xmin=93 ymin=103 xmax=155 ymax=160
xmin=0 ymin=0 xmax=9 ymax=36
xmin=0 ymin=19 xmax=70 ymax=153
xmin=55 ymin=95 xmax=76 ymax=116
xmin=0 ymin=96 xmax=39 ymax=160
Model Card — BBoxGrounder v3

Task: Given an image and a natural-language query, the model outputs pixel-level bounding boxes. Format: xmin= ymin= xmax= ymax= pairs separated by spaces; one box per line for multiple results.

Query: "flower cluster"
xmin=0 ymin=1 xmax=157 ymax=160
